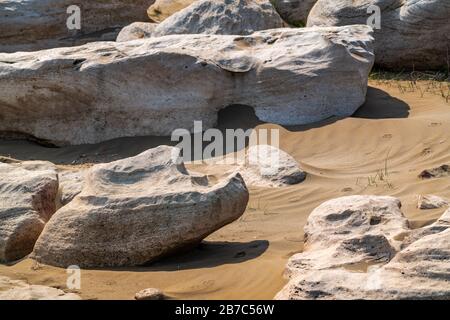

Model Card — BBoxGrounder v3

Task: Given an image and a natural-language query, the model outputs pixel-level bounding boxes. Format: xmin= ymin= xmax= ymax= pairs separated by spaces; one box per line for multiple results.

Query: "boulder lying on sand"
xmin=0 ymin=26 xmax=374 ymax=145
xmin=117 ymin=22 xmax=158 ymax=42
xmin=271 ymin=0 xmax=317 ymax=26
xmin=0 ymin=161 xmax=58 ymax=262
xmin=276 ymin=196 xmax=450 ymax=299
xmin=417 ymin=195 xmax=448 ymax=210
xmin=150 ymin=0 xmax=285 ymax=37
xmin=0 ymin=276 xmax=80 ymax=300
xmin=32 ymin=146 xmax=249 ymax=268
xmin=0 ymin=0 xmax=155 ymax=53
xmin=147 ymin=0 xmax=195 ymax=22
xmin=135 ymin=288 xmax=165 ymax=300
xmin=307 ymin=0 xmax=450 ymax=70
xmin=240 ymin=145 xmax=306 ymax=187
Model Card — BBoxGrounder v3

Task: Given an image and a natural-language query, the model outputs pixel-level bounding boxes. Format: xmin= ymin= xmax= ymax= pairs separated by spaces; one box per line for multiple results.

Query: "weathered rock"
xmin=135 ymin=288 xmax=165 ymax=300
xmin=58 ymin=168 xmax=88 ymax=206
xmin=151 ymin=0 xmax=285 ymax=37
xmin=0 ymin=161 xmax=58 ymax=262
xmin=276 ymin=196 xmax=450 ymax=300
xmin=284 ymin=195 xmax=408 ymax=277
xmin=0 ymin=26 xmax=374 ymax=145
xmin=0 ymin=0 xmax=156 ymax=53
xmin=419 ymin=165 xmax=450 ymax=179
xmin=32 ymin=146 xmax=249 ymax=268
xmin=0 ymin=276 xmax=80 ymax=300
xmin=401 ymin=208 xmax=449 ymax=248
xmin=271 ymin=0 xmax=317 ymax=26
xmin=117 ymin=22 xmax=158 ymax=42
xmin=147 ymin=0 xmax=196 ymax=22
xmin=240 ymin=145 xmax=306 ymax=187
xmin=307 ymin=0 xmax=450 ymax=70
xmin=417 ymin=195 xmax=448 ymax=210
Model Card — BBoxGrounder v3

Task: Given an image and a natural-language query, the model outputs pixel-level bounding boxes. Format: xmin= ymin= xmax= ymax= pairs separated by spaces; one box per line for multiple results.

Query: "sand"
xmin=0 ymin=80 xmax=449 ymax=300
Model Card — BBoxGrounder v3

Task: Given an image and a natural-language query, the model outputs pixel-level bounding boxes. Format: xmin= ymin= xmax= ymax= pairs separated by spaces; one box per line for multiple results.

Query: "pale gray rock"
xmin=240 ymin=145 xmax=306 ymax=187
xmin=117 ymin=22 xmax=158 ymax=42
xmin=271 ymin=0 xmax=317 ymax=26
xmin=0 ymin=0 xmax=156 ymax=53
xmin=417 ymin=194 xmax=448 ymax=210
xmin=276 ymin=196 xmax=450 ymax=300
xmin=419 ymin=165 xmax=450 ymax=179
xmin=0 ymin=161 xmax=58 ymax=262
xmin=0 ymin=276 xmax=80 ymax=300
xmin=0 ymin=26 xmax=374 ymax=145
xmin=307 ymin=0 xmax=450 ymax=70
xmin=32 ymin=146 xmax=249 ymax=268
xmin=151 ymin=0 xmax=285 ymax=37
xmin=135 ymin=288 xmax=165 ymax=300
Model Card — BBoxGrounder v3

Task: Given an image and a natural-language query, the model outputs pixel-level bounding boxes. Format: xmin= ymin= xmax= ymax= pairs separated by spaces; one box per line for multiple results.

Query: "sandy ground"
xmin=0 ymin=80 xmax=449 ymax=300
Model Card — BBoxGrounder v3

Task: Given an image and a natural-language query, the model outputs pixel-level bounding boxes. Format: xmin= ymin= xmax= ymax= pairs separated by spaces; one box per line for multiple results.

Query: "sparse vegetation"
xmin=369 ymin=70 xmax=450 ymax=103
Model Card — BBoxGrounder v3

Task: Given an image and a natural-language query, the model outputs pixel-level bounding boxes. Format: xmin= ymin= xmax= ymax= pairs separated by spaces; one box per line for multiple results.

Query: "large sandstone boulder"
xmin=276 ymin=196 xmax=450 ymax=300
xmin=307 ymin=0 xmax=450 ymax=70
xmin=151 ymin=0 xmax=285 ymax=37
xmin=0 ymin=161 xmax=58 ymax=262
xmin=0 ymin=276 xmax=80 ymax=300
xmin=271 ymin=0 xmax=317 ymax=26
xmin=0 ymin=26 xmax=374 ymax=145
xmin=147 ymin=0 xmax=196 ymax=22
xmin=32 ymin=146 xmax=249 ymax=268
xmin=58 ymin=168 xmax=88 ymax=206
xmin=0 ymin=0 xmax=155 ymax=53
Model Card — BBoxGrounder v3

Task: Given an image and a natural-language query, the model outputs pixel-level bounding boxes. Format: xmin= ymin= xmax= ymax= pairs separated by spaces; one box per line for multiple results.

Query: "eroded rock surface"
xmin=135 ymin=288 xmax=165 ymax=300
xmin=0 ymin=0 xmax=155 ymax=52
xmin=32 ymin=146 xmax=249 ymax=268
xmin=307 ymin=0 xmax=450 ymax=69
xmin=151 ymin=0 xmax=285 ymax=37
xmin=0 ymin=161 xmax=58 ymax=262
xmin=419 ymin=165 xmax=450 ymax=179
xmin=58 ymin=168 xmax=88 ymax=206
xmin=276 ymin=196 xmax=450 ymax=300
xmin=271 ymin=0 xmax=317 ymax=26
xmin=0 ymin=26 xmax=374 ymax=145
xmin=240 ymin=145 xmax=306 ymax=187
xmin=147 ymin=0 xmax=195 ymax=22
xmin=0 ymin=276 xmax=80 ymax=300
xmin=117 ymin=22 xmax=158 ymax=42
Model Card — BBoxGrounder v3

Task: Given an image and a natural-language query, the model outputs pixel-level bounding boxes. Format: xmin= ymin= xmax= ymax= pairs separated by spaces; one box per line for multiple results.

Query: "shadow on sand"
xmin=0 ymin=87 xmax=410 ymax=164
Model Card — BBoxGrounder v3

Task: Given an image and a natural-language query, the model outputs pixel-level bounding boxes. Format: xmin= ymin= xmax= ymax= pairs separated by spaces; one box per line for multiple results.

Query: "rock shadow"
xmin=143 ymin=240 xmax=269 ymax=272
xmin=352 ymin=87 xmax=410 ymax=119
